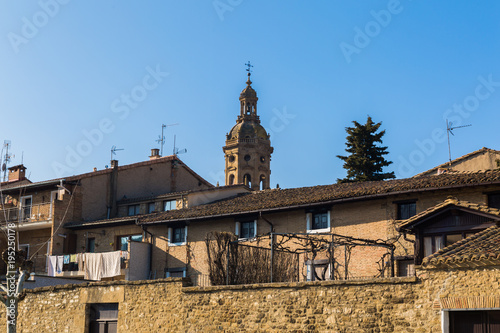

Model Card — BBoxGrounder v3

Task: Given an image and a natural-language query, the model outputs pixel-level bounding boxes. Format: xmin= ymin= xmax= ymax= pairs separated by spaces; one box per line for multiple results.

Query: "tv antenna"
xmin=2 ymin=140 xmax=14 ymax=182
xmin=446 ymin=120 xmax=472 ymax=167
xmin=110 ymin=145 xmax=124 ymax=162
xmin=172 ymin=135 xmax=187 ymax=156
xmin=156 ymin=123 xmax=179 ymax=156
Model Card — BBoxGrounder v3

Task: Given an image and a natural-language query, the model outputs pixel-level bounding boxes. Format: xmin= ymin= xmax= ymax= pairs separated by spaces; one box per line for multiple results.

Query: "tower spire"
xmin=239 ymin=62 xmax=258 ymax=119
xmin=223 ymin=64 xmax=274 ymax=191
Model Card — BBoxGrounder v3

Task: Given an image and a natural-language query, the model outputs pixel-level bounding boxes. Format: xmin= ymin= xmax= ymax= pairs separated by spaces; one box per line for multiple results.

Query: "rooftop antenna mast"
xmin=172 ymin=135 xmax=187 ymax=156
xmin=110 ymin=145 xmax=124 ymax=162
xmin=2 ymin=140 xmax=14 ymax=182
xmin=156 ymin=123 xmax=179 ymax=156
xmin=446 ymin=120 xmax=472 ymax=167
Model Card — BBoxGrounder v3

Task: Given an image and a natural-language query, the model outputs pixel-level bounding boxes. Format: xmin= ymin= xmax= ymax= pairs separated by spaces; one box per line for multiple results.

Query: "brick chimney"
xmin=107 ymin=160 xmax=119 ymax=219
xmin=8 ymin=165 xmax=26 ymax=182
xmin=150 ymin=148 xmax=160 ymax=160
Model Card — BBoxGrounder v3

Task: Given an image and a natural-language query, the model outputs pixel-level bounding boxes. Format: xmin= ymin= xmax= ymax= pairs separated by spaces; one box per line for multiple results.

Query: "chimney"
xmin=150 ymin=148 xmax=160 ymax=160
xmin=107 ymin=160 xmax=119 ymax=219
xmin=8 ymin=165 xmax=27 ymax=182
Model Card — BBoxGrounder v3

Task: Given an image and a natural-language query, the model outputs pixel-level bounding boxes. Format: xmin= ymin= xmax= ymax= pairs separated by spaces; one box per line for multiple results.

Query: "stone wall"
xmin=0 ymin=265 xmax=498 ymax=332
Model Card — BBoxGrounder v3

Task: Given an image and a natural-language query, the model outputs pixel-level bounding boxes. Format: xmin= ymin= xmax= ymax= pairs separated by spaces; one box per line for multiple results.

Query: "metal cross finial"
xmin=245 ymin=61 xmax=253 ymax=74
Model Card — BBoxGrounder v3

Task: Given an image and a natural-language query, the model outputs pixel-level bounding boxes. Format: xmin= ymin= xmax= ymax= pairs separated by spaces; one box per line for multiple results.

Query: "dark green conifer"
xmin=337 ymin=116 xmax=395 ymax=183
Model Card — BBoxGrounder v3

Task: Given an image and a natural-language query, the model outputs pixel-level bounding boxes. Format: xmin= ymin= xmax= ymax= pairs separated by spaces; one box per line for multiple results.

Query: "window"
xmin=423 ymin=233 xmax=470 ymax=257
xmin=87 ymin=237 xmax=96 ymax=253
xmin=20 ymin=195 xmax=32 ymax=221
xmin=397 ymin=201 xmax=416 ymax=220
xmin=165 ymin=267 xmax=186 ymax=278
xmin=19 ymin=244 xmax=30 ymax=258
xmin=306 ymin=259 xmax=331 ymax=281
xmin=236 ymin=220 xmax=256 ymax=239
xmin=127 ymin=204 xmax=140 ymax=216
xmin=116 ymin=234 xmax=142 ymax=251
xmin=88 ymin=303 xmax=118 ymax=333
xmin=446 ymin=310 xmax=500 ymax=333
xmin=148 ymin=202 xmax=156 ymax=214
xmin=168 ymin=226 xmax=187 ymax=245
xmin=396 ymin=258 xmax=415 ymax=277
xmin=307 ymin=211 xmax=330 ymax=233
xmin=488 ymin=193 xmax=500 ymax=209
xmin=163 ymin=200 xmax=176 ymax=211
xmin=243 ymin=174 xmax=251 ymax=187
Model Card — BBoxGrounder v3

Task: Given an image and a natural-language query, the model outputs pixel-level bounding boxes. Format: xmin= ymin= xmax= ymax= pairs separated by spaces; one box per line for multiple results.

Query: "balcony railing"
xmin=0 ymin=203 xmax=53 ymax=223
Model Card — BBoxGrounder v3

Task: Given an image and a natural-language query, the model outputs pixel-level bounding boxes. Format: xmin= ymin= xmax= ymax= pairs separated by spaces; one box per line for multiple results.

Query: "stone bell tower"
xmin=223 ymin=69 xmax=273 ymax=191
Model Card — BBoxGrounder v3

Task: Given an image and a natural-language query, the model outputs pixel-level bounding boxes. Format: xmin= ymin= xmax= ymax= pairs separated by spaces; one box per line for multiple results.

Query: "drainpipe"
xmin=107 ymin=160 xmax=119 ymax=219
xmin=259 ymin=212 xmax=274 ymax=233
xmin=260 ymin=212 xmax=275 ymax=283
xmin=141 ymin=224 xmax=154 ymax=278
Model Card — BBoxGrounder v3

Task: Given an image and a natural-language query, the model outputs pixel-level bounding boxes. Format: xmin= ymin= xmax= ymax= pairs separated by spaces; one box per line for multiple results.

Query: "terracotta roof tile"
xmin=138 ymin=169 xmax=500 ymax=225
xmin=422 ymin=225 xmax=500 ymax=268
xmin=63 ymin=169 xmax=500 ymax=228
xmin=413 ymin=147 xmax=500 ymax=177
xmin=398 ymin=198 xmax=500 ymax=230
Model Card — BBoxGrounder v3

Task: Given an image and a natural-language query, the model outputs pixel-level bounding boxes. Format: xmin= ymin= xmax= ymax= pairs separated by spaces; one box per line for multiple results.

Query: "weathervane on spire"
xmin=245 ymin=61 xmax=253 ymax=76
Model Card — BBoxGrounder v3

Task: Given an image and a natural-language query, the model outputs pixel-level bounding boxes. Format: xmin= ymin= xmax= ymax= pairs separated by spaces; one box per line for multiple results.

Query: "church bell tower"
xmin=223 ymin=66 xmax=273 ymax=191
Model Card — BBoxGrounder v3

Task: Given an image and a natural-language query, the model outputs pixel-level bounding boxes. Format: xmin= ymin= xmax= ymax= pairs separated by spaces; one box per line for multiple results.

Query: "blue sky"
xmin=0 ymin=1 xmax=499 ymax=189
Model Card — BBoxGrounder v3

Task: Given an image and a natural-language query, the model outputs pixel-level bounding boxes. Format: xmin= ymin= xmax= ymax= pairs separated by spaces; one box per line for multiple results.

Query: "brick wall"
xmin=63 ymin=186 xmax=496 ymax=282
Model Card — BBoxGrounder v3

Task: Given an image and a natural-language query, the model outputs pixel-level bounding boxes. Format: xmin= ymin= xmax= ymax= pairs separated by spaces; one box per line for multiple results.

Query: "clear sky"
xmin=0 ymin=1 xmax=499 ymax=189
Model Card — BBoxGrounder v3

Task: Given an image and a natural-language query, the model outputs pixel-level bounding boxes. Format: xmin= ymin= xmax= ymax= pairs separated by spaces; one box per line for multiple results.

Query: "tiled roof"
xmin=398 ymin=198 xmax=500 ymax=230
xmin=117 ymin=185 xmax=249 ymax=204
xmin=413 ymin=147 xmax=500 ymax=177
xmin=3 ymin=155 xmax=213 ymax=192
xmin=64 ymin=216 xmax=138 ymax=229
xmin=422 ymin=225 xmax=500 ymax=268
xmin=138 ymin=169 xmax=500 ymax=225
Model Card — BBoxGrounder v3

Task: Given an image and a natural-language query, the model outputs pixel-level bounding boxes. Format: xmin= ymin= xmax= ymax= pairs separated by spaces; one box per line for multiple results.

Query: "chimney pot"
xmin=111 ymin=160 xmax=118 ymax=169
xmin=150 ymin=148 xmax=161 ymax=160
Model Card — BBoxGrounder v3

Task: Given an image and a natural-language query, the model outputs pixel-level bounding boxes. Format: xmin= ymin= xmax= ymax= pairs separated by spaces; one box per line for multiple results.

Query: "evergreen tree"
xmin=337 ymin=116 xmax=395 ymax=183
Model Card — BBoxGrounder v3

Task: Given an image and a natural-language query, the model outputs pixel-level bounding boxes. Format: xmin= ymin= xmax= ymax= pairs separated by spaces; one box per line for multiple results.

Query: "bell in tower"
xmin=223 ymin=64 xmax=273 ymax=191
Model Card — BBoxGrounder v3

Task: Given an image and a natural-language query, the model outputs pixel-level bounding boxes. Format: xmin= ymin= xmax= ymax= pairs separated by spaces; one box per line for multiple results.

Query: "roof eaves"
xmin=64 ymin=218 xmax=138 ymax=229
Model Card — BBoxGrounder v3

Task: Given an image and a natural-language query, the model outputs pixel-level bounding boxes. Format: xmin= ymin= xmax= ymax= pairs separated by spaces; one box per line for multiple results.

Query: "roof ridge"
xmin=413 ymin=147 xmax=500 ymax=177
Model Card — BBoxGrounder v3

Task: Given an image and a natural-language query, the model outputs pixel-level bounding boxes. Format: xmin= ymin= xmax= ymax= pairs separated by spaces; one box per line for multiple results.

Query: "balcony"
xmin=0 ymin=203 xmax=53 ymax=229
xmin=54 ymin=251 xmax=129 ymax=280
xmin=49 ymin=241 xmax=151 ymax=281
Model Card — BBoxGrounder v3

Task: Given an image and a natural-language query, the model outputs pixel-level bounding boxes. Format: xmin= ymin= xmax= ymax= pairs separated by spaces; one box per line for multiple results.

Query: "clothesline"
xmin=47 ymin=251 xmax=128 ymax=280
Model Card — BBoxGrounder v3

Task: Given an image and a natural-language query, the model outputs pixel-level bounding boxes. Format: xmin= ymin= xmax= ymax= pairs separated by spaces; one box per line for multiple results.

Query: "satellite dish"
xmin=2 ymin=163 xmax=5 ymax=172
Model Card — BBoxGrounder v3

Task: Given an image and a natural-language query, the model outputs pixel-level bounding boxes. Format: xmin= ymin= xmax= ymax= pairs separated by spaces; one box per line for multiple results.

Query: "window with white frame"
xmin=20 ymin=195 xmax=32 ymax=221
xmin=235 ymin=220 xmax=257 ymax=239
xmin=165 ymin=267 xmax=186 ymax=278
xmin=116 ymin=234 xmax=142 ymax=251
xmin=306 ymin=210 xmax=331 ymax=233
xmin=168 ymin=226 xmax=187 ymax=245
xmin=163 ymin=200 xmax=176 ymax=211
xmin=306 ymin=259 xmax=331 ymax=281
